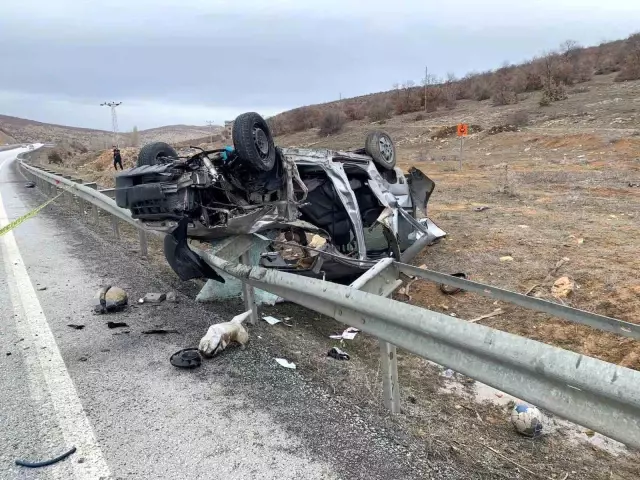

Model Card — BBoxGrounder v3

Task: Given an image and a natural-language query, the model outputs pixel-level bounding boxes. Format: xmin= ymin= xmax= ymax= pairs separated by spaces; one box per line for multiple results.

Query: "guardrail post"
xmin=111 ymin=217 xmax=120 ymax=239
xmin=138 ymin=229 xmax=148 ymax=257
xmin=239 ymin=251 xmax=258 ymax=325
xmin=380 ymin=341 xmax=401 ymax=413
xmin=84 ymin=183 xmax=99 ymax=224
xmin=349 ymin=258 xmax=403 ymax=414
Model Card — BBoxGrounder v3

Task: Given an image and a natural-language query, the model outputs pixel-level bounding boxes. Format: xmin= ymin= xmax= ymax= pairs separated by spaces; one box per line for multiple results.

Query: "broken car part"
xmin=15 ymin=446 xmax=76 ymax=468
xmin=170 ymin=348 xmax=202 ymax=369
xmin=439 ymin=273 xmax=468 ymax=295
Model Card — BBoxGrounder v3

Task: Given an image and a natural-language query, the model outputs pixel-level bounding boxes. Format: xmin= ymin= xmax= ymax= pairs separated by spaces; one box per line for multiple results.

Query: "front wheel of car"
xmin=137 ymin=142 xmax=178 ymax=167
xmin=365 ymin=130 xmax=396 ymax=170
xmin=232 ymin=112 xmax=276 ymax=171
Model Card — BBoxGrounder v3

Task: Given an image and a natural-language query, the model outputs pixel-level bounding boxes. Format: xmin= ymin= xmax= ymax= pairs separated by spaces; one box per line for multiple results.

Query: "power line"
xmin=100 ymin=102 xmax=122 ymax=148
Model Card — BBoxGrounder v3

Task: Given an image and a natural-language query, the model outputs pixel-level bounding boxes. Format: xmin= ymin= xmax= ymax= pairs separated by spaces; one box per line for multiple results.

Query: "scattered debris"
xmin=329 ymin=327 xmax=360 ymax=340
xmin=198 ymin=310 xmax=251 ymax=357
xmin=165 ymin=292 xmax=178 ymax=303
xmin=577 ymin=238 xmax=584 ymax=245
xmin=78 ymin=356 xmax=88 ymax=362
xmin=408 ymin=395 xmax=417 ymax=404
xmin=106 ymin=321 xmax=128 ymax=329
xmin=141 ymin=329 xmax=179 ymax=335
xmin=138 ymin=298 xmax=144 ymax=304
xmin=24 ymin=182 xmax=36 ymax=188
xmin=93 ymin=286 xmax=128 ymax=314
xmin=585 ymin=429 xmax=596 ymax=438
xmin=6 ymin=352 xmax=11 ymax=356
xmin=629 ymin=182 xmax=640 ymax=188
xmin=524 ymin=284 xmax=539 ymax=296
xmin=15 ymin=446 xmax=77 ymax=468
xmin=275 ymin=358 xmax=296 ymax=369
xmin=143 ymin=292 xmax=166 ymax=303
xmin=262 ymin=316 xmax=281 ymax=326
xmin=170 ymin=348 xmax=201 ymax=369
xmin=510 ymin=403 xmax=543 ymax=438
xmin=66 ymin=324 xmax=85 ymax=330
xmin=469 ymin=308 xmax=504 ymax=323
xmin=473 ymin=206 xmax=490 ymax=212
xmin=36 ymin=286 xmax=47 ymax=291
xmin=441 ymin=368 xmax=455 ymax=378
xmin=499 ymin=256 xmax=513 ymax=262
xmin=439 ymin=272 xmax=467 ymax=295
xmin=552 ymin=276 xmax=575 ymax=299
xmin=327 ymin=347 xmax=350 ymax=360
xmin=112 ymin=331 xmax=130 ymax=335
xmin=518 ymin=224 xmax=529 ymax=229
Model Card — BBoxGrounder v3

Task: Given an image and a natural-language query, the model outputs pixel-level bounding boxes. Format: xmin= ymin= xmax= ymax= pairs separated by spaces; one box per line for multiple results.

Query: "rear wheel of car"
xmin=365 ymin=130 xmax=396 ymax=170
xmin=232 ymin=112 xmax=276 ymax=171
xmin=137 ymin=142 xmax=178 ymax=167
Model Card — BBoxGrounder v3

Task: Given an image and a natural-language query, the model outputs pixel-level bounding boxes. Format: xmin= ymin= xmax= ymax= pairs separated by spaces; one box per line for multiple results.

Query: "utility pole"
xmin=100 ymin=102 xmax=122 ymax=148
xmin=424 ymin=66 xmax=428 ymax=112
xmin=206 ymin=120 xmax=215 ymax=144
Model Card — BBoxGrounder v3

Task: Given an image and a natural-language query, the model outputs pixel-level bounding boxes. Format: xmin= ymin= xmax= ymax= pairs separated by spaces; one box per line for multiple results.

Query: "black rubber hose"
xmin=15 ymin=446 xmax=76 ymax=468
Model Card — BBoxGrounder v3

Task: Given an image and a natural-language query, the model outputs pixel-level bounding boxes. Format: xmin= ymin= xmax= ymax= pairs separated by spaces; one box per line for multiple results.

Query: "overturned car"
xmin=115 ymin=112 xmax=445 ymax=283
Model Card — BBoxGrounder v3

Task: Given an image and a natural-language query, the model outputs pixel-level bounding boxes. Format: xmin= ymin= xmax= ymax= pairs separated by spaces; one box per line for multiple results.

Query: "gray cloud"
xmin=0 ymin=0 xmax=637 ymax=130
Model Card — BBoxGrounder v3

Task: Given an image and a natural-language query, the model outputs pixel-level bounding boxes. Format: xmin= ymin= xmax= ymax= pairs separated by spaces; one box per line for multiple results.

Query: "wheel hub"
xmin=378 ymin=136 xmax=393 ymax=162
xmin=253 ymin=127 xmax=270 ymax=157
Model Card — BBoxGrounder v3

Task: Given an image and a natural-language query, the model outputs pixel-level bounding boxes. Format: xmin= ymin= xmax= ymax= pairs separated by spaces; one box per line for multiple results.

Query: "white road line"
xmin=0 ymin=155 xmax=112 ymax=479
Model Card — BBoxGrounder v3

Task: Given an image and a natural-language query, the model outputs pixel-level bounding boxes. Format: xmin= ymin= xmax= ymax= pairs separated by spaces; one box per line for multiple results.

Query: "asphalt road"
xmin=0 ymin=148 xmax=460 ymax=480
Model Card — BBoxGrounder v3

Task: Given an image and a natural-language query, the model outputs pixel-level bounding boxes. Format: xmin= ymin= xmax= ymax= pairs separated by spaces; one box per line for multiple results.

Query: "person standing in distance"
xmin=113 ymin=147 xmax=123 ymax=170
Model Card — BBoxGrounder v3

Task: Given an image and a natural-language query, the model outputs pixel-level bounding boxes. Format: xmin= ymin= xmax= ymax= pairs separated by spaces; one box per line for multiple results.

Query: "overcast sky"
xmin=0 ymin=0 xmax=637 ymax=131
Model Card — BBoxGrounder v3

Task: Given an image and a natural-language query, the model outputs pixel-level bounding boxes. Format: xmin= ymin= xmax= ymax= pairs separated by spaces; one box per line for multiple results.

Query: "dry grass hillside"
xmin=0 ymin=114 xmax=221 ymax=148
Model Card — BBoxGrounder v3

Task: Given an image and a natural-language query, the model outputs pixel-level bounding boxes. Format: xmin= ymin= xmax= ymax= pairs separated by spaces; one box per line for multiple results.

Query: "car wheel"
xmin=365 ymin=130 xmax=396 ymax=170
xmin=137 ymin=142 xmax=178 ymax=167
xmin=232 ymin=112 xmax=276 ymax=171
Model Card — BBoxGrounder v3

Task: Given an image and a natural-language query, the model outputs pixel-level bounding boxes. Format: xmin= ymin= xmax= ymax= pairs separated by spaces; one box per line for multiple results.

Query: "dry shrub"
xmin=368 ymin=101 xmax=392 ymax=122
xmin=414 ymin=113 xmax=425 ymax=122
xmin=508 ymin=111 xmax=530 ymax=127
xmin=318 ymin=110 xmax=347 ymax=136
xmin=615 ymin=33 xmax=640 ymax=82
xmin=48 ymin=150 xmax=63 ymax=164
xmin=539 ymin=83 xmax=567 ymax=106
xmin=343 ymin=103 xmax=365 ymax=121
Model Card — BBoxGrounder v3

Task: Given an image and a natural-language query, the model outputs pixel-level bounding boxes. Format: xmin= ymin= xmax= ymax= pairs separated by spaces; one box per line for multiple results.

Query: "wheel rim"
xmin=253 ymin=126 xmax=270 ymax=158
xmin=378 ymin=136 xmax=394 ymax=164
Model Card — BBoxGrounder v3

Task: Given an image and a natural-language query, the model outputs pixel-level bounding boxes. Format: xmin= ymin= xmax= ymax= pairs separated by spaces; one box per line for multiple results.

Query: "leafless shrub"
xmin=343 ymin=104 xmax=365 ymax=121
xmin=48 ymin=150 xmax=63 ymax=164
xmin=368 ymin=101 xmax=392 ymax=122
xmin=615 ymin=33 xmax=640 ymax=81
xmin=318 ymin=110 xmax=347 ymax=136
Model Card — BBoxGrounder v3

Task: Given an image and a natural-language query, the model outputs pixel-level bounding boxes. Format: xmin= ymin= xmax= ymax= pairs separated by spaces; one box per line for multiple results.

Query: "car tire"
xmin=365 ymin=130 xmax=396 ymax=170
xmin=232 ymin=112 xmax=276 ymax=171
xmin=137 ymin=142 xmax=178 ymax=167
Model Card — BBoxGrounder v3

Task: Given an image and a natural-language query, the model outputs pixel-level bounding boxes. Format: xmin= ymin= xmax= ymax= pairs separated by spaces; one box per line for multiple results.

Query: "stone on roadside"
xmin=143 ymin=292 xmax=166 ymax=303
xmin=552 ymin=277 xmax=575 ymax=298
xmin=166 ymin=292 xmax=178 ymax=303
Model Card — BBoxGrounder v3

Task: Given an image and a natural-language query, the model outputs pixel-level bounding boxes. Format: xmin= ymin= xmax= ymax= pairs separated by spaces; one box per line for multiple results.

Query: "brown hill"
xmin=0 ymin=114 xmax=222 ymax=149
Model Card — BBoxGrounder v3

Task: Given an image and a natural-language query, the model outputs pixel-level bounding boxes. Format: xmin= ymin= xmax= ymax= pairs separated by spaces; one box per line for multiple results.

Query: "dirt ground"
xmin=25 ymin=73 xmax=640 ymax=477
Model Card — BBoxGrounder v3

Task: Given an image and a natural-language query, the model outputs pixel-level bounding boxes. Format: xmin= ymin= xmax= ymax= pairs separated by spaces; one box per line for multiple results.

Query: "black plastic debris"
xmin=67 ymin=324 xmax=85 ymax=330
xmin=473 ymin=206 xmax=490 ymax=212
xmin=327 ymin=347 xmax=350 ymax=361
xmin=141 ymin=329 xmax=179 ymax=335
xmin=24 ymin=182 xmax=36 ymax=188
xmin=106 ymin=321 xmax=128 ymax=329
xmin=439 ymin=272 xmax=468 ymax=295
xmin=170 ymin=348 xmax=202 ymax=369
xmin=16 ymin=446 xmax=76 ymax=468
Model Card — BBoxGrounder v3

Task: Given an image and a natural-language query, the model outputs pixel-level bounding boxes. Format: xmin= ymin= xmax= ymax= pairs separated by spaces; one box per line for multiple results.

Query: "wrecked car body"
xmin=115 ymin=112 xmax=445 ymax=283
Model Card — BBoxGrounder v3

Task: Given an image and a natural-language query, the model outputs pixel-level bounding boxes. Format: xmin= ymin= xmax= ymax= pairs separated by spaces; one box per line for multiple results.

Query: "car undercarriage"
xmin=114 ymin=112 xmax=445 ymax=283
